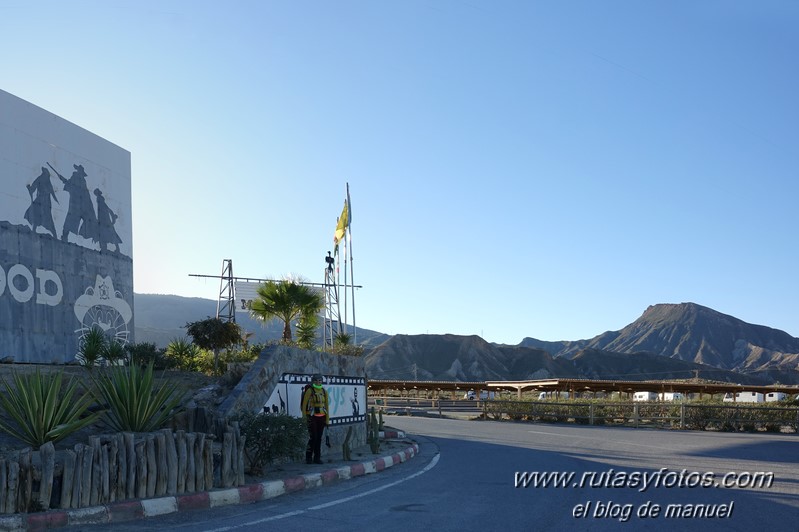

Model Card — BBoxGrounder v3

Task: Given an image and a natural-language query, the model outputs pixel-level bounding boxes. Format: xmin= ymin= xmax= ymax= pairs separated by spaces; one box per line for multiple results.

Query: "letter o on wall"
xmin=36 ymin=269 xmax=63 ymax=306
xmin=8 ymin=264 xmax=34 ymax=303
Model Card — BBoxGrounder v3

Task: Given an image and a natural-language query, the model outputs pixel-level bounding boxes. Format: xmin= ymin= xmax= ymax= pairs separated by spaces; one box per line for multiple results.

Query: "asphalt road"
xmin=62 ymin=416 xmax=799 ymax=531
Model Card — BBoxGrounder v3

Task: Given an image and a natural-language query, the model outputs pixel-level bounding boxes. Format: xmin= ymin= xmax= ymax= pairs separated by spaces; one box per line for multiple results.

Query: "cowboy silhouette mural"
xmin=48 ymin=163 xmax=97 ymax=242
xmin=94 ymin=188 xmax=122 ymax=252
xmin=23 ymin=162 xmax=124 ymax=253
xmin=24 ymin=166 xmax=59 ymax=238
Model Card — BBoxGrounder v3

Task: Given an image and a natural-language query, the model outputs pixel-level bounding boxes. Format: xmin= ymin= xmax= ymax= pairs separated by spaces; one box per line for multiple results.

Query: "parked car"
xmin=463 ymin=390 xmax=494 ymax=400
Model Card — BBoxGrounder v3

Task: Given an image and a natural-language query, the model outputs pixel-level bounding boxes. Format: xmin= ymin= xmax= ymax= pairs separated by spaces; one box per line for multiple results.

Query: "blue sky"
xmin=2 ymin=1 xmax=798 ymax=344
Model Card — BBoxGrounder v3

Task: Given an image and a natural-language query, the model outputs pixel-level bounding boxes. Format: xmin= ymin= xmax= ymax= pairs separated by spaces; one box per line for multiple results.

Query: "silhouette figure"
xmin=277 ymin=390 xmax=286 ymax=414
xmin=271 ymin=404 xmax=279 ymax=414
xmin=94 ymin=189 xmax=122 ymax=252
xmin=351 ymin=387 xmax=360 ymax=416
xmin=50 ymin=163 xmax=96 ymax=242
xmin=24 ymin=167 xmax=58 ymax=237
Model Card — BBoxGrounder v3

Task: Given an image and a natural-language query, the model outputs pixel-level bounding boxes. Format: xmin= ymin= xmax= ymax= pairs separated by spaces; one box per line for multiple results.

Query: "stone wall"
xmin=218 ymin=345 xmax=367 ymax=455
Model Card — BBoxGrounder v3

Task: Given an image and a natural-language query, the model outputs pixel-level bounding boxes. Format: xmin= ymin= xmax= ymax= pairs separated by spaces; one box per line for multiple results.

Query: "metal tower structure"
xmin=190 ymin=256 xmax=359 ymax=348
xmin=216 ymin=259 xmax=235 ymax=323
xmin=323 ymin=251 xmax=342 ymax=349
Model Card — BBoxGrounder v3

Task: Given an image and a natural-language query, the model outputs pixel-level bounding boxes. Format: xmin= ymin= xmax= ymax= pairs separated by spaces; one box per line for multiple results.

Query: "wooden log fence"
xmin=0 ymin=416 xmax=245 ymax=514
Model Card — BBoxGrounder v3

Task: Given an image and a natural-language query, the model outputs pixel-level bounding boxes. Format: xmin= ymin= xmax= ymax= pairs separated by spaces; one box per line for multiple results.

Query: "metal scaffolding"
xmin=323 ymin=251 xmax=342 ymax=349
xmin=216 ymin=259 xmax=235 ymax=323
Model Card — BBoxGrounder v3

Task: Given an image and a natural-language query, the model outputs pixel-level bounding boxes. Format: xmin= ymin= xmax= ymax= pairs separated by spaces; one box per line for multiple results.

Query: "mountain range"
xmin=134 ymin=295 xmax=799 ymax=385
xmin=133 ymin=293 xmax=389 ymax=348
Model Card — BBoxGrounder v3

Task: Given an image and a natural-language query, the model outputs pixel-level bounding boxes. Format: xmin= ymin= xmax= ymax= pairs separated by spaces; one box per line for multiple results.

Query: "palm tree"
xmin=295 ymin=313 xmax=320 ymax=350
xmin=250 ymin=279 xmax=324 ymax=343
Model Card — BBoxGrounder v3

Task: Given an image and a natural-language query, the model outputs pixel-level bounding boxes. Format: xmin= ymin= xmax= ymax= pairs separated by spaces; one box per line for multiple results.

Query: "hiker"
xmin=301 ymin=374 xmax=329 ymax=464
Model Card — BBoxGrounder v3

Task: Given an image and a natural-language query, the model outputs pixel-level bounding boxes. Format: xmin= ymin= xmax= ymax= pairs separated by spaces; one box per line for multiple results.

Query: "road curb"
xmin=1 ymin=441 xmax=419 ymax=531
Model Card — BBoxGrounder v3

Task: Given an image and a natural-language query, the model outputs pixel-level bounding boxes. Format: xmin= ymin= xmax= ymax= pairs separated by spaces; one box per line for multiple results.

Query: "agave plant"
xmin=165 ymin=337 xmax=201 ymax=371
xmin=0 ymin=370 xmax=102 ymax=448
xmin=91 ymin=362 xmax=186 ymax=432
xmin=76 ymin=327 xmax=106 ymax=369
xmin=102 ymin=339 xmax=127 ymax=366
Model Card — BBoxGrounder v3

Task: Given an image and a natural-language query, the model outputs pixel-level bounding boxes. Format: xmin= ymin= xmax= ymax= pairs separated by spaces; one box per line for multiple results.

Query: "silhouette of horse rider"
xmin=48 ymin=163 xmax=96 ymax=242
xmin=24 ymin=167 xmax=59 ymax=237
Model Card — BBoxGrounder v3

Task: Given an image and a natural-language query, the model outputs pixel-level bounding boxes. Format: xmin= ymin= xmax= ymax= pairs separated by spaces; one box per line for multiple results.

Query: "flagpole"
xmin=334 ymin=251 xmax=342 ymax=340
xmin=343 ymin=233 xmax=348 ymax=337
xmin=347 ymin=184 xmax=356 ymax=344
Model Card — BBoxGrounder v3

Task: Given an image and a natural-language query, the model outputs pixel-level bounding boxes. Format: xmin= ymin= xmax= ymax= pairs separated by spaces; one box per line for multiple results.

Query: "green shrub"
xmin=91 ymin=362 xmax=186 ymax=432
xmin=233 ymin=412 xmax=307 ymax=475
xmin=683 ymin=402 xmax=715 ymax=430
xmin=164 ymin=338 xmax=209 ymax=372
xmin=0 ymin=370 xmax=102 ymax=449
xmin=103 ymin=340 xmax=127 ymax=366
xmin=126 ymin=342 xmax=169 ymax=368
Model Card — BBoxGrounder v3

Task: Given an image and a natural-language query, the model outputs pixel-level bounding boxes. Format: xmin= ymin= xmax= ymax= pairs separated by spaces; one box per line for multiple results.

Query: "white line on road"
xmin=200 ymin=453 xmax=441 ymax=531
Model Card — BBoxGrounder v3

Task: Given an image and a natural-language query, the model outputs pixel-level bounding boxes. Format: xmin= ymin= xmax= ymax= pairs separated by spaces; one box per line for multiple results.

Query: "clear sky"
xmin=2 ymin=1 xmax=798 ymax=344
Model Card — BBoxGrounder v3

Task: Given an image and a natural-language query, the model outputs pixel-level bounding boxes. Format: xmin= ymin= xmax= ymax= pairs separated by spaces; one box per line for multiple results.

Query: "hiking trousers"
xmin=306 ymin=415 xmax=326 ymax=463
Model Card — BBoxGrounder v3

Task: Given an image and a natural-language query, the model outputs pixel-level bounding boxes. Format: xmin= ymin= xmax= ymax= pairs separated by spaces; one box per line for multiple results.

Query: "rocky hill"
xmin=367 ymin=303 xmax=799 ymax=384
xmin=135 ymin=296 xmax=799 ymax=385
xmin=133 ymin=293 xmax=389 ymax=348
xmin=363 ymin=334 xmax=566 ymax=381
xmin=522 ymin=303 xmax=799 ymax=375
xmin=364 ymin=336 xmax=775 ymax=384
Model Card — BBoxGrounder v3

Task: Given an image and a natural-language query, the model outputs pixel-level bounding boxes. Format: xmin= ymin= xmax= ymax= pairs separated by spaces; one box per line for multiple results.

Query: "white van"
xmin=633 ymin=392 xmax=657 ymax=402
xmin=765 ymin=392 xmax=787 ymax=402
xmin=723 ymin=392 xmax=764 ymax=403
xmin=659 ymin=392 xmax=683 ymax=401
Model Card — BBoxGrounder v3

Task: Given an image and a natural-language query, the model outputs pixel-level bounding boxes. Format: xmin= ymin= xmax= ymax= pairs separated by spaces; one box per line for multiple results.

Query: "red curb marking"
xmin=108 ymin=501 xmax=145 ymax=522
xmin=321 ymin=470 xmax=338 ymax=484
xmin=177 ymin=492 xmax=211 ymax=511
xmin=350 ymin=463 xmax=365 ymax=477
xmin=392 ymin=453 xmax=401 ymax=463
xmin=284 ymin=477 xmax=305 ymax=492
xmin=238 ymin=484 xmax=264 ymax=503
xmin=26 ymin=511 xmax=68 ymax=531
xmin=375 ymin=459 xmax=386 ymax=472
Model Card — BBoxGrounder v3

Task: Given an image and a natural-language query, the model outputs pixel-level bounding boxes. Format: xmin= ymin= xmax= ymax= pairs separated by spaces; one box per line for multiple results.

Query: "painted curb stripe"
xmin=7 ymin=442 xmax=420 ymax=531
xmin=208 ymin=488 xmax=240 ymax=508
xmin=237 ymin=483 xmax=264 ymax=504
xmin=108 ymin=501 xmax=145 ymax=522
xmin=304 ymin=473 xmax=323 ymax=489
xmin=67 ymin=506 xmax=109 ymax=526
xmin=284 ymin=477 xmax=306 ymax=492
xmin=321 ymin=470 xmax=339 ymax=484
xmin=335 ymin=466 xmax=352 ymax=480
xmin=142 ymin=497 xmax=177 ymax=517
xmin=177 ymin=492 xmax=211 ymax=512
xmin=26 ymin=511 xmax=68 ymax=531
xmin=261 ymin=480 xmax=286 ymax=499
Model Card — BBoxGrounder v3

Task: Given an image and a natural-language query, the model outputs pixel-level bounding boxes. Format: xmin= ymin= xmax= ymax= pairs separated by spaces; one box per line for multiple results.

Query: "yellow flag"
xmin=333 ymin=199 xmax=349 ymax=253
